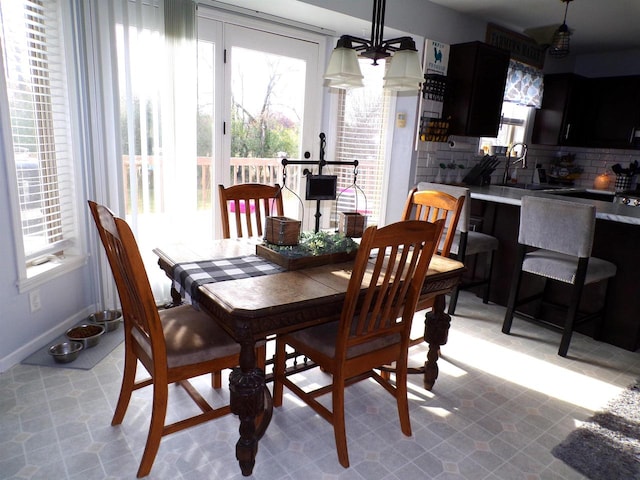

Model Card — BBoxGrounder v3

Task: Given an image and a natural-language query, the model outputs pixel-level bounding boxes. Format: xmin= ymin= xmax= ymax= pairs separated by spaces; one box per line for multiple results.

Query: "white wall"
xmin=0 ymin=150 xmax=96 ymax=371
xmin=574 ymin=49 xmax=640 ymax=77
xmin=543 ymin=49 xmax=640 ymax=77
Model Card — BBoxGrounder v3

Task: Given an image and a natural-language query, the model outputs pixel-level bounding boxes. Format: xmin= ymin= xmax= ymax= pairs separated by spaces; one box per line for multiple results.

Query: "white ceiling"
xmin=207 ymin=0 xmax=640 ymax=56
xmin=426 ymin=0 xmax=640 ymax=55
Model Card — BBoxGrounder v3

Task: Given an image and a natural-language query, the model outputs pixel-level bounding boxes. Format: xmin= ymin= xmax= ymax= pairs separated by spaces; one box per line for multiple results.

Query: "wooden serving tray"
xmin=256 ymin=244 xmax=357 ymax=271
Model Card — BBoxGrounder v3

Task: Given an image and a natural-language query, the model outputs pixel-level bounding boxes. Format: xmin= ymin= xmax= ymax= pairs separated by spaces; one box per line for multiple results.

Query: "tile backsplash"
xmin=415 ymin=137 xmax=640 ymax=191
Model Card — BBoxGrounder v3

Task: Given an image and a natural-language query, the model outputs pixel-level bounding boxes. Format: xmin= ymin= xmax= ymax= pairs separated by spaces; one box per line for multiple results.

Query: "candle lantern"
xmin=593 ymin=173 xmax=611 ymax=190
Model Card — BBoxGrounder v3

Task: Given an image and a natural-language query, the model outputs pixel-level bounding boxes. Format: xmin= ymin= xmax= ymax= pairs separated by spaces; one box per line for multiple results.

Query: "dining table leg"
xmin=229 ymin=340 xmax=270 ymax=476
xmin=423 ymin=293 xmax=451 ymax=390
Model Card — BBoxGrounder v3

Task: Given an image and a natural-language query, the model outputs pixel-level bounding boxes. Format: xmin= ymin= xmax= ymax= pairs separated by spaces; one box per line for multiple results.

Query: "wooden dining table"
xmin=153 ymin=237 xmax=465 ymax=477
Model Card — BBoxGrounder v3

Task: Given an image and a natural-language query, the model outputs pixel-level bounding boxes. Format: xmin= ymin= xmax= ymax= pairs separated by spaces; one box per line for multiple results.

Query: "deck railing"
xmin=122 ymin=156 xmax=304 ymax=212
xmin=122 ymin=155 xmax=378 ymax=232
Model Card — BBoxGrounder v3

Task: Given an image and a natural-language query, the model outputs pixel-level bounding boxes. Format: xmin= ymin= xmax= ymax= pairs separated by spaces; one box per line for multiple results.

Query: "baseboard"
xmin=0 ymin=304 xmax=97 ymax=373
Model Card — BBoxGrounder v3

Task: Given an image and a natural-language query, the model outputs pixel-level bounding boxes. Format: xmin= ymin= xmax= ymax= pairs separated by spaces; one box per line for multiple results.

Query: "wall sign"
xmin=485 ymin=23 xmax=545 ymax=69
xmin=424 ymin=39 xmax=449 ymax=75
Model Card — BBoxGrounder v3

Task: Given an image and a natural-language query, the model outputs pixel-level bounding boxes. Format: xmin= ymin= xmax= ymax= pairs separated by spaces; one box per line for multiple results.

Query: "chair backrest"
xmin=417 ymin=182 xmax=471 ymax=233
xmin=88 ymin=201 xmax=166 ymax=364
xmin=218 ymin=183 xmax=284 ymax=239
xmin=401 ymin=187 xmax=465 ymax=257
xmin=336 ymin=219 xmax=444 ymax=361
xmin=519 ymin=195 xmax=595 ymax=258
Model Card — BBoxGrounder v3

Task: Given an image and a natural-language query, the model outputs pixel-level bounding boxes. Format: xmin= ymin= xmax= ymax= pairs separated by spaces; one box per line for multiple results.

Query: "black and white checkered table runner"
xmin=172 ymin=255 xmax=285 ymax=305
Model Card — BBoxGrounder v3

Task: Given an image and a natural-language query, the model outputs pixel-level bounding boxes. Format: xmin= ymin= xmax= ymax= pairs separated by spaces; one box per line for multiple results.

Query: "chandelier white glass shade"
xmin=382 ymin=44 xmax=425 ymax=91
xmin=323 ymin=0 xmax=423 ymax=92
xmin=323 ymin=38 xmax=364 ymax=89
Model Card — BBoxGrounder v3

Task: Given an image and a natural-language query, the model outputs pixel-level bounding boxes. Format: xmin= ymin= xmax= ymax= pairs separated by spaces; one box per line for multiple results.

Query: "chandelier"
xmin=323 ymin=0 xmax=424 ymax=92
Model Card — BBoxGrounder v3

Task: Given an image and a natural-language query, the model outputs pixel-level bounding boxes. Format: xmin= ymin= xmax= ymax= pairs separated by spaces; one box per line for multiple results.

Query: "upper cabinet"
xmin=532 ymin=73 xmax=589 ymax=146
xmin=533 ymin=74 xmax=640 ymax=149
xmin=442 ymin=41 xmax=510 ymax=137
xmin=586 ymin=76 xmax=640 ymax=149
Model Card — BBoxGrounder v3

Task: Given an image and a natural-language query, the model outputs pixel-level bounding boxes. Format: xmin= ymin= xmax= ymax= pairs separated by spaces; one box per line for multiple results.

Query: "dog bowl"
xmin=65 ymin=324 xmax=105 ymax=349
xmin=48 ymin=341 xmax=83 ymax=363
xmin=88 ymin=310 xmax=122 ymax=332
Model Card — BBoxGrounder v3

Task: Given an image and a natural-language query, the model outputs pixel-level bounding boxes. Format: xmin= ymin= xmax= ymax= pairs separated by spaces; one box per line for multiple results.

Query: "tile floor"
xmin=2 ymin=290 xmax=640 ymax=479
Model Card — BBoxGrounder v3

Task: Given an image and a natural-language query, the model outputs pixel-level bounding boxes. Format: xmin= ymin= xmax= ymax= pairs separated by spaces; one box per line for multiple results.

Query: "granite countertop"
xmin=468 ymin=184 xmax=640 ymax=226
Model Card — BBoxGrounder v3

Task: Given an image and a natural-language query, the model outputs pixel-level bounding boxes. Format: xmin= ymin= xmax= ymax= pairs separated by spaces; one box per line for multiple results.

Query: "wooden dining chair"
xmin=401 ymin=186 xmax=465 ymax=260
xmin=273 ymin=219 xmax=444 ymax=468
xmin=400 ymin=187 xmax=465 ymax=347
xmin=218 ymin=183 xmax=284 ymax=239
xmin=416 ymin=182 xmax=499 ymax=315
xmin=88 ymin=201 xmax=265 ymax=478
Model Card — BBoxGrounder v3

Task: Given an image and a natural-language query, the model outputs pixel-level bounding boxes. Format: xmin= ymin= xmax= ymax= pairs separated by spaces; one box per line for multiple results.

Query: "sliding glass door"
xmin=110 ymin=5 xmax=323 ymax=302
xmin=197 ymin=13 xmax=322 ymax=235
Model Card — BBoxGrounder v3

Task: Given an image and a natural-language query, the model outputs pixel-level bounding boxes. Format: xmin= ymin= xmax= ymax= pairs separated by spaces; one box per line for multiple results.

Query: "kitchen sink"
xmin=498 ymin=183 xmax=616 ymax=202
xmin=498 ymin=183 xmax=563 ymax=191
xmin=546 ymin=189 xmax=615 ymax=202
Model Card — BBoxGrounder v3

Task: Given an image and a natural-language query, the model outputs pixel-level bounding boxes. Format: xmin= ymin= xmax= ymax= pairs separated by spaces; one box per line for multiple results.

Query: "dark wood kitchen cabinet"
xmin=533 ymin=73 xmax=640 ymax=149
xmin=586 ymin=75 xmax=640 ymax=149
xmin=532 ymin=73 xmax=589 ymax=146
xmin=442 ymin=41 xmax=510 ymax=137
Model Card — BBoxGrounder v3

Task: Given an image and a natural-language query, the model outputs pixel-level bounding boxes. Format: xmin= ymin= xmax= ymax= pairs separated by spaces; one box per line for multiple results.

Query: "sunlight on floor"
xmin=442 ymin=329 xmax=624 ymax=412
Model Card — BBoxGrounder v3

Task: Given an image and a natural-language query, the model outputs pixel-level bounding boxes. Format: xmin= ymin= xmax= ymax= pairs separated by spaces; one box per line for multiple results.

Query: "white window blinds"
xmin=0 ymin=0 xmax=77 ymax=262
xmin=334 ymin=59 xmax=390 ymax=226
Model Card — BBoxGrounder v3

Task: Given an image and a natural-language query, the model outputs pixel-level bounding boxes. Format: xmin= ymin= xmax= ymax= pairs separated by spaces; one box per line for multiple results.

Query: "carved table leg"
xmin=229 ymin=339 xmax=270 ymax=476
xmin=164 ymin=285 xmax=183 ymax=308
xmin=423 ymin=294 xmax=451 ymax=390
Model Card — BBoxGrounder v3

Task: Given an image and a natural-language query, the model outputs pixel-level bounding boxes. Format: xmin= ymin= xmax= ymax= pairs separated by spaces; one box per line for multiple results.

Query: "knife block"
xmin=463 ymin=155 xmax=500 ymax=185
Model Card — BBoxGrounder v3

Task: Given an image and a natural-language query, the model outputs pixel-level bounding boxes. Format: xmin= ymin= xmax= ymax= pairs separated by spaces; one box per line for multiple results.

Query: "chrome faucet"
xmin=502 ymin=142 xmax=528 ymax=184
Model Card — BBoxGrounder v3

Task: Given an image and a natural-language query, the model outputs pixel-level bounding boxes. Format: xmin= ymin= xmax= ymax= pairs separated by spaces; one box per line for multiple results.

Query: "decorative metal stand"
xmin=282 ymin=132 xmax=358 ymax=233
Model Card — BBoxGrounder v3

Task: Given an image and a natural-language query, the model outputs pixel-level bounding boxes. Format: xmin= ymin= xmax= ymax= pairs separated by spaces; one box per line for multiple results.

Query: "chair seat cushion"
xmin=453 ymin=231 xmax=499 ymax=256
xmin=523 ymin=250 xmax=617 ymax=285
xmin=286 ymin=321 xmax=400 ymax=360
xmin=132 ymin=305 xmax=244 ymax=368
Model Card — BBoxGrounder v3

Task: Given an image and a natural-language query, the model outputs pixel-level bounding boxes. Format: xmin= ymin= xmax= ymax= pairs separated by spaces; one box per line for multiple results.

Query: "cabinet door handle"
xmin=630 ymin=128 xmax=636 ymax=144
xmin=564 ymin=123 xmax=571 ymax=140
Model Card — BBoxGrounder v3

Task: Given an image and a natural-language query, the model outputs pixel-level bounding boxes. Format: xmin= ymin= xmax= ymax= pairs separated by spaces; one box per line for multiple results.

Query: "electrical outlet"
xmin=29 ymin=290 xmax=41 ymax=313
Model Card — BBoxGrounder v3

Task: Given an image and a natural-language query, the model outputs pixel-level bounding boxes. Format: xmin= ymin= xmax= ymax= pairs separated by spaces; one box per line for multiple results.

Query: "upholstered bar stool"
xmin=417 ymin=182 xmax=499 ymax=315
xmin=501 ymin=195 xmax=617 ymax=357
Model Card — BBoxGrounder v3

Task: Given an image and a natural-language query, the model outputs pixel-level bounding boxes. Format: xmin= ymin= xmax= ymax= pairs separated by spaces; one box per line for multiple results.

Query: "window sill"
xmin=18 ymin=254 xmax=88 ymax=293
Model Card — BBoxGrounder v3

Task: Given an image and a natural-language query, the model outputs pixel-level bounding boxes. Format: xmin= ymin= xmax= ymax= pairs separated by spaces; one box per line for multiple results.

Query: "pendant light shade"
xmin=549 ymin=23 xmax=570 ymax=58
xmin=383 ymin=48 xmax=424 ymax=91
xmin=323 ymin=0 xmax=423 ymax=93
xmin=324 ymin=45 xmax=364 ymax=88
xmin=326 ymin=76 xmax=366 ymax=89
xmin=549 ymin=0 xmax=573 ymax=58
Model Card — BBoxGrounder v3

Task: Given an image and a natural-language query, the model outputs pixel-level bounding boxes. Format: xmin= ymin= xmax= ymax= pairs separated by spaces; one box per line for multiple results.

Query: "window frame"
xmin=326 ymin=57 xmax=395 ymax=229
xmin=0 ymin=0 xmax=87 ymax=292
xmin=480 ymin=101 xmax=536 ymax=154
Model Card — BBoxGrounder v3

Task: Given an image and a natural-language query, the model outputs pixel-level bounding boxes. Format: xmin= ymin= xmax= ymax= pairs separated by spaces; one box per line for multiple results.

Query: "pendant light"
xmin=549 ymin=0 xmax=573 ymax=58
xmin=323 ymin=0 xmax=423 ymax=92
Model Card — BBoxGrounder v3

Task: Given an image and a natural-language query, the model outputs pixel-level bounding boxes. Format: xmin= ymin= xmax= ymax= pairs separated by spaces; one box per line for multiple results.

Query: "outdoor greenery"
xmin=230 ymin=102 xmax=298 ymax=158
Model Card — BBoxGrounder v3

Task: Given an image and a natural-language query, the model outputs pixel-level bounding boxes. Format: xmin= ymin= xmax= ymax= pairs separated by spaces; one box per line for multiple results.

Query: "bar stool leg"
xmin=482 ymin=251 xmax=495 ymax=304
xmin=558 ymin=259 xmax=588 ymax=357
xmin=502 ymin=246 xmax=526 ymax=334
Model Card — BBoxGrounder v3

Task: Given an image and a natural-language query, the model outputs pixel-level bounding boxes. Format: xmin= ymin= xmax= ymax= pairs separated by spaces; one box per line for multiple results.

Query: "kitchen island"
xmin=466 ymin=184 xmax=640 ymax=351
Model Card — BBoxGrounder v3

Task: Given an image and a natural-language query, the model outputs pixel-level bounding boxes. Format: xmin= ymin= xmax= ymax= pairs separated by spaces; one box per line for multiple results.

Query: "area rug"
xmin=551 ymin=380 xmax=640 ymax=479
xmin=21 ymin=322 xmax=124 ymax=370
